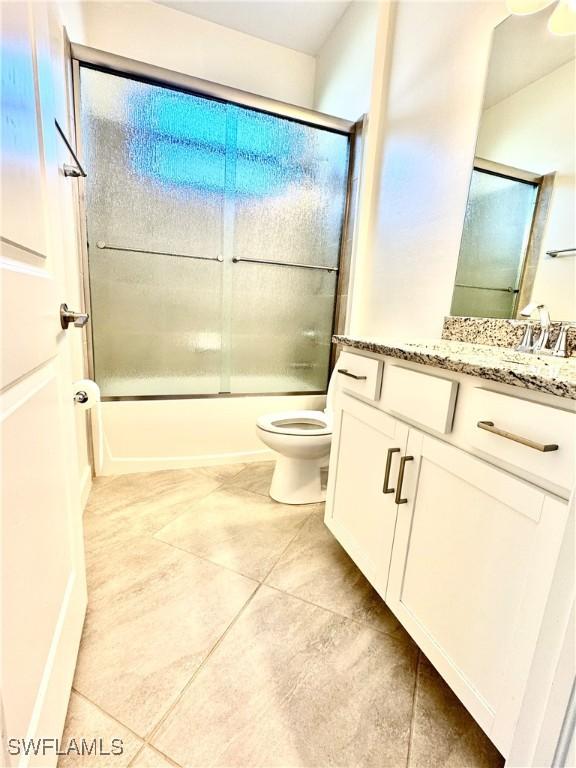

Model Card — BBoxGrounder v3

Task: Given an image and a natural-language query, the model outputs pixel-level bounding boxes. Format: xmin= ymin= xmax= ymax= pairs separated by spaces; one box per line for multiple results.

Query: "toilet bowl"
xmin=256 ymin=363 xmax=338 ymax=504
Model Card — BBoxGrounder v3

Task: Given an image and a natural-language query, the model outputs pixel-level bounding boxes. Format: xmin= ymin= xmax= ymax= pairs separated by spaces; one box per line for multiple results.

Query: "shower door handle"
xmin=60 ymin=303 xmax=89 ymax=329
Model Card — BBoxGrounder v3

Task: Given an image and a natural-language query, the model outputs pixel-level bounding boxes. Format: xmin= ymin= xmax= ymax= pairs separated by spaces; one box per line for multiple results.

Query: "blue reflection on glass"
xmin=127 ymin=87 xmax=345 ymax=199
xmin=128 ymin=88 xmax=227 ymax=192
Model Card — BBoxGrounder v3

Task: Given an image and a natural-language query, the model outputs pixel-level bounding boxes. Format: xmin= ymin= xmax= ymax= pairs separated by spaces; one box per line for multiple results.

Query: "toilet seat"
xmin=255 ymin=355 xmax=340 ymax=503
xmin=256 ymin=409 xmax=332 ymax=437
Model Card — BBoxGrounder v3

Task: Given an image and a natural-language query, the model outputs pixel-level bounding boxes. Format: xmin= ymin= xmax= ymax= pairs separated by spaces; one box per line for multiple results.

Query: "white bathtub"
xmin=96 ymin=392 xmax=326 ymax=475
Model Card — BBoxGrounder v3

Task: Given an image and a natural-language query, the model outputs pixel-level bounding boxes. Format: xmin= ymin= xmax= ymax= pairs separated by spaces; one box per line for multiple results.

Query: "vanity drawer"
xmin=460 ymin=388 xmax=575 ymax=492
xmin=335 ymin=351 xmax=383 ymax=401
xmin=381 ymin=364 xmax=458 ymax=433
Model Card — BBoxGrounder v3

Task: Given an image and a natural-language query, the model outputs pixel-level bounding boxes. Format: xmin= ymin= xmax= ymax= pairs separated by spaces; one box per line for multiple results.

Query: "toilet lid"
xmin=257 ymin=410 xmax=332 ymax=437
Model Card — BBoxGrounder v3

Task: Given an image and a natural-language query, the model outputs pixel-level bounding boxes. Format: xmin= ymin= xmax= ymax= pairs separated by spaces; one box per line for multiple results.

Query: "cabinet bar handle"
xmin=383 ymin=448 xmax=400 ymax=494
xmin=337 ymin=368 xmax=367 ymax=380
xmin=395 ymin=456 xmax=414 ymax=505
xmin=477 ymin=421 xmax=559 ymax=453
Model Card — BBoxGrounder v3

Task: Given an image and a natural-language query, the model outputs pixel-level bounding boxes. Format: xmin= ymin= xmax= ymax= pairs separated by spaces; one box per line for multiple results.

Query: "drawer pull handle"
xmin=477 ymin=421 xmax=559 ymax=453
xmin=337 ymin=368 xmax=367 ymax=381
xmin=383 ymin=448 xmax=400 ymax=494
xmin=395 ymin=456 xmax=414 ymax=505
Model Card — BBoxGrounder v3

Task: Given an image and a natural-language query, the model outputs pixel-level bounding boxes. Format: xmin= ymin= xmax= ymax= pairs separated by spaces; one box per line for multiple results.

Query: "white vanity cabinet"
xmin=325 ymin=394 xmax=408 ymax=599
xmin=386 ymin=429 xmax=568 ymax=755
xmin=325 ymin=353 xmax=572 ymax=760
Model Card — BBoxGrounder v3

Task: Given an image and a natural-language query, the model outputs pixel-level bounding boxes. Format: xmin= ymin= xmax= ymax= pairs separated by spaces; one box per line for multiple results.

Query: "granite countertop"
xmin=333 ymin=335 xmax=576 ymax=400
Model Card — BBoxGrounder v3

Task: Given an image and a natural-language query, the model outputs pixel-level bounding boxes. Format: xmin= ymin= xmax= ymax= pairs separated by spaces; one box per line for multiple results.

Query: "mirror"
xmin=451 ymin=6 xmax=575 ymax=321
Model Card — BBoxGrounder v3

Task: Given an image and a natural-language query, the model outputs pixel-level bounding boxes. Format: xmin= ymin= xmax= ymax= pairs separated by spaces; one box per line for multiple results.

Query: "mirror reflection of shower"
xmin=451 ymin=4 xmax=575 ymax=320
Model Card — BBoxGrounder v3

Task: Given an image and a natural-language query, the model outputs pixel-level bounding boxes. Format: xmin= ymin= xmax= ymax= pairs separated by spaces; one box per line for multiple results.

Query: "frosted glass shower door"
xmin=81 ymin=68 xmax=227 ymax=396
xmin=81 ymin=66 xmax=350 ymax=397
xmin=451 ymin=169 xmax=538 ymax=318
xmin=230 ymin=108 xmax=349 ymax=393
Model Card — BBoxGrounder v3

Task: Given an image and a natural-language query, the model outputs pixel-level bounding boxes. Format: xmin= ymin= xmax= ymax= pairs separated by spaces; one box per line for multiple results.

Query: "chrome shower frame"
xmin=70 ymin=44 xmax=359 ymax=401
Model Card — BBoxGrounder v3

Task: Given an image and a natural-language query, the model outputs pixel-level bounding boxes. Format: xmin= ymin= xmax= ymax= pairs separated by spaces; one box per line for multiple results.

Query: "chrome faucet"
xmin=552 ymin=323 xmax=570 ymax=358
xmin=532 ymin=306 xmax=551 ymax=353
xmin=516 ymin=322 xmax=534 ymax=353
xmin=552 ymin=323 xmax=574 ymax=357
xmin=517 ymin=303 xmax=551 ymax=354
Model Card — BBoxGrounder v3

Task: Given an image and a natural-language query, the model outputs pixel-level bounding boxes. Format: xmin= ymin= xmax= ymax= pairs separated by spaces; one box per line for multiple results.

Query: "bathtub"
xmin=96 ymin=392 xmax=326 ymax=475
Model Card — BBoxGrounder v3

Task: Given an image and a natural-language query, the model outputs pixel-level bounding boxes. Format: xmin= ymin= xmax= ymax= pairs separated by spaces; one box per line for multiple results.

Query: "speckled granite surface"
xmin=333 ymin=335 xmax=576 ymax=400
xmin=442 ymin=316 xmax=576 ymax=356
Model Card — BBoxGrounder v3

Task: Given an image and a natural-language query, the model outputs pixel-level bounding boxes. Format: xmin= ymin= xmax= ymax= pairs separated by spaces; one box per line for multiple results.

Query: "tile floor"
xmin=61 ymin=461 xmax=505 ymax=768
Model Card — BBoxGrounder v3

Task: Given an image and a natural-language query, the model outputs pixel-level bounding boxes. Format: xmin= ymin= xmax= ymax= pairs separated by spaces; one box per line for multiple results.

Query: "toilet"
xmin=256 ymin=362 xmax=338 ymax=505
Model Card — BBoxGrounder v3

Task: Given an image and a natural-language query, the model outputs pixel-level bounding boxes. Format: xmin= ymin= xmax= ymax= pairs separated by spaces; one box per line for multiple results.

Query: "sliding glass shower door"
xmin=80 ymin=67 xmax=350 ymax=398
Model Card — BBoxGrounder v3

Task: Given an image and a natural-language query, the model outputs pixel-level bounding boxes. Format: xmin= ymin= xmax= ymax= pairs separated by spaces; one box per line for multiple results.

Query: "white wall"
xmin=62 ymin=1 xmax=316 ymax=107
xmin=350 ymin=1 xmax=506 ymax=339
xmin=314 ymin=1 xmax=378 ymax=120
xmin=57 ymin=0 xmax=86 ymax=43
xmin=477 ymin=61 xmax=575 ymax=321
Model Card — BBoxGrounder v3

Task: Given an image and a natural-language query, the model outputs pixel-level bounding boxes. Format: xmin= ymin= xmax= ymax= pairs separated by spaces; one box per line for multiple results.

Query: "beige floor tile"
xmin=221 ymin=461 xmax=275 ymax=497
xmin=129 ymin=745 xmax=176 ymax=767
xmin=152 ymin=585 xmax=418 ymax=768
xmin=74 ymin=539 xmax=257 ymax=738
xmin=87 ymin=469 xmax=220 ymax=516
xmin=69 ymin=463 xmax=502 ymax=768
xmin=154 ymin=487 xmax=317 ymax=581
xmin=58 ymin=692 xmax=142 ymax=767
xmin=266 ymin=513 xmax=406 ymax=636
xmin=84 ymin=469 xmax=221 ymax=554
xmin=408 ymin=655 xmax=504 ymax=768
xmin=195 ymin=463 xmax=247 ymax=484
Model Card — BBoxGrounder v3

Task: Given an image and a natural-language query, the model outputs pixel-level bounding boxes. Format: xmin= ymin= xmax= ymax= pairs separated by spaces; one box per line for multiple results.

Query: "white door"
xmin=386 ymin=430 xmax=569 ymax=757
xmin=325 ymin=393 xmax=408 ymax=598
xmin=1 ymin=3 xmax=87 ymax=765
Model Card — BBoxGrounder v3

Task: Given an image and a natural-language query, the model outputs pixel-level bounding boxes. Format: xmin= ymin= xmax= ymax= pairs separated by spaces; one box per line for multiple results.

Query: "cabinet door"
xmin=325 ymin=394 xmax=408 ymax=598
xmin=387 ymin=430 xmax=568 ymax=757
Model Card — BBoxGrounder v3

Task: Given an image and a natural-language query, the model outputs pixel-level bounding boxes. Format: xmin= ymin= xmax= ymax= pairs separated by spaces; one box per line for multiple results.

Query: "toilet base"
xmin=270 ymin=456 xmax=326 ymax=505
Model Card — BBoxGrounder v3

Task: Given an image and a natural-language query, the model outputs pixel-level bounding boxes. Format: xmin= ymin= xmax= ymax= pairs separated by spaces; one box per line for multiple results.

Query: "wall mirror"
xmin=451 ymin=6 xmax=575 ymax=321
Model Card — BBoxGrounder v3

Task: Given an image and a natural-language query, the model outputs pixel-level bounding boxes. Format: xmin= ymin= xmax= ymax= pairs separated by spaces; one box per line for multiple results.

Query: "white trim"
xmin=79 ymin=465 xmax=92 ymax=510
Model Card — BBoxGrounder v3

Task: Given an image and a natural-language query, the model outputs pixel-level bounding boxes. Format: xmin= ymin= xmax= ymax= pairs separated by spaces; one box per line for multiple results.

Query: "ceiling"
xmin=484 ymin=5 xmax=576 ymax=108
xmin=154 ymin=1 xmax=351 ymax=55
